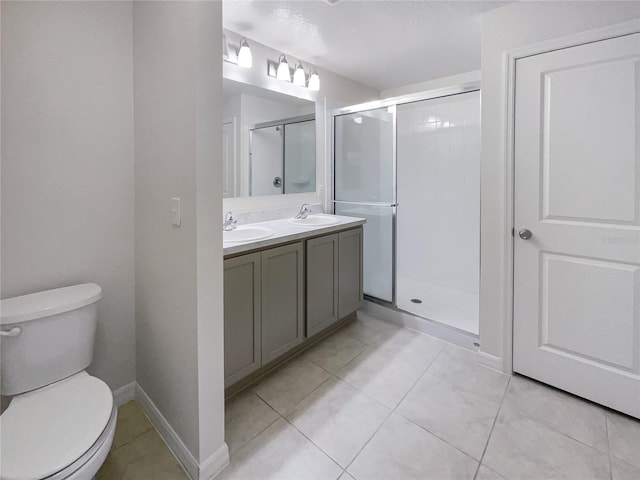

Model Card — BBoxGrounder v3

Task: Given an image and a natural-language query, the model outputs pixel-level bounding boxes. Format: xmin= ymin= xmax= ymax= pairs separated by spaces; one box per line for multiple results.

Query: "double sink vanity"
xmin=223 ymin=213 xmax=365 ymax=390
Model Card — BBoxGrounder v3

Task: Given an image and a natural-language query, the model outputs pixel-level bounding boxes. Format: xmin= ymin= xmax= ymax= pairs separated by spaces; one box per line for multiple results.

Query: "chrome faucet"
xmin=223 ymin=211 xmax=237 ymax=231
xmin=295 ymin=203 xmax=312 ymax=219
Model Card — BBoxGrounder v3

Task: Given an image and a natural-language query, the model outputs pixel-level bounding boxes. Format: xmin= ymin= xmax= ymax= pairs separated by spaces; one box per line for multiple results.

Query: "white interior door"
xmin=222 ymin=121 xmax=236 ymax=198
xmin=513 ymin=33 xmax=640 ymax=418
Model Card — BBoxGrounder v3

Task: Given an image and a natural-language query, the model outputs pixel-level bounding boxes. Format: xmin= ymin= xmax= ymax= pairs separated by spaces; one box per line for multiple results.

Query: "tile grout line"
xmin=389 ymin=345 xmax=495 ymax=467
xmin=472 ymin=375 xmax=512 ymax=480
xmin=265 ymin=372 xmax=348 ymax=475
xmin=228 ymin=318 xmax=495 ymax=478
xmin=225 ymin=393 xmax=282 ymax=460
xmin=605 ymin=414 xmax=613 ymax=480
xmin=301 ymin=323 xmax=486 ymax=476
xmin=339 ymin=345 xmax=444 ymax=477
xmin=288 ymin=321 xmax=412 ymax=477
xmin=278 ymin=409 xmax=345 ymax=476
xmin=110 ymin=425 xmax=155 ymax=454
xmin=501 ymin=376 xmax=613 ymax=454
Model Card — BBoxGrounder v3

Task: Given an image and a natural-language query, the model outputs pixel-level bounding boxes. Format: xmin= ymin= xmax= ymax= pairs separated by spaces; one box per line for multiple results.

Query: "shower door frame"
xmin=331 ymin=81 xmax=481 ymax=307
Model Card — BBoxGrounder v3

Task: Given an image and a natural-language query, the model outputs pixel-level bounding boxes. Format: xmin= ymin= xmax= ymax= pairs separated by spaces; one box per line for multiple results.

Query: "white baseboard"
xmin=112 ymin=382 xmax=135 ymax=406
xmin=135 ymin=383 xmax=199 ymax=480
xmin=199 ymin=444 xmax=230 ymax=480
xmin=476 ymin=350 xmax=506 ymax=373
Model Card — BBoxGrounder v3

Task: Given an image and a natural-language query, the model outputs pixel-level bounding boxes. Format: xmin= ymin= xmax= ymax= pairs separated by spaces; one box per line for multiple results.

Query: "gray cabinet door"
xmin=261 ymin=242 xmax=305 ymax=364
xmin=338 ymin=227 xmax=364 ymax=318
xmin=306 ymin=233 xmax=339 ymax=337
xmin=224 ymin=253 xmax=261 ymax=387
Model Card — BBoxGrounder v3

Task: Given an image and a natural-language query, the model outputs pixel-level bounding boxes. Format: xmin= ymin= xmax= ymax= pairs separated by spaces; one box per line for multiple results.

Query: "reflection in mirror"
xmin=223 ymin=79 xmax=316 ymax=198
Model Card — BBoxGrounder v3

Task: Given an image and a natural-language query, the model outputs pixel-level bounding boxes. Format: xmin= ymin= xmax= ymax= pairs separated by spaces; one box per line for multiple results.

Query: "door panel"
xmin=542 ymin=58 xmax=637 ymax=223
xmin=338 ymin=228 xmax=364 ymax=318
xmin=284 ymin=120 xmax=316 ymax=194
xmin=541 ymin=253 xmax=638 ymax=370
xmin=250 ymin=126 xmax=283 ymax=196
xmin=334 ymin=203 xmax=393 ymax=302
xmin=261 ymin=242 xmax=305 ymax=364
xmin=334 ymin=107 xmax=394 ymax=203
xmin=306 ymin=234 xmax=339 ymax=337
xmin=224 ymin=253 xmax=261 ymax=387
xmin=513 ymin=33 xmax=640 ymax=418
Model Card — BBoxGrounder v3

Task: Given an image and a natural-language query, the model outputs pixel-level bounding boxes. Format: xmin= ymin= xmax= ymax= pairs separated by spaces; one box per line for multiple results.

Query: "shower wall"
xmin=396 ymin=91 xmax=481 ymax=334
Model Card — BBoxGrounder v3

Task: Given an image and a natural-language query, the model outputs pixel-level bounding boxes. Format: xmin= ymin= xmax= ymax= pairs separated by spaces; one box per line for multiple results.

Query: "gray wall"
xmin=134 ymin=0 xmax=225 ymax=465
xmin=479 ymin=1 xmax=640 ymax=364
xmin=0 ymin=1 xmax=136 ymax=392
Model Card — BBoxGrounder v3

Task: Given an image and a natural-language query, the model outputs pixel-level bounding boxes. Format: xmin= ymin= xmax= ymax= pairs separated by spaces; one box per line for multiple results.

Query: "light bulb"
xmin=237 ymin=38 xmax=252 ymax=68
xmin=276 ymin=54 xmax=291 ymax=82
xmin=308 ymin=70 xmax=320 ymax=91
xmin=293 ymin=61 xmax=306 ymax=87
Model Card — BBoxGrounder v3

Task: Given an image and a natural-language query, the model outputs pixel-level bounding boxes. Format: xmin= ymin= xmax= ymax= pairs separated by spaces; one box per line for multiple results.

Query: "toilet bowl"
xmin=0 ymin=284 xmax=116 ymax=480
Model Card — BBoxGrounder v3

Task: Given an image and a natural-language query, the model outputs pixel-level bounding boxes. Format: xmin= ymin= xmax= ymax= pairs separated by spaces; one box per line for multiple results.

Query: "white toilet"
xmin=0 ymin=283 xmax=117 ymax=480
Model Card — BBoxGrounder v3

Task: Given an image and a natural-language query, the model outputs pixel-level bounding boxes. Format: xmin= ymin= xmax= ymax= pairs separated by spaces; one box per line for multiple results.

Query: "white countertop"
xmin=223 ymin=215 xmax=366 ymax=257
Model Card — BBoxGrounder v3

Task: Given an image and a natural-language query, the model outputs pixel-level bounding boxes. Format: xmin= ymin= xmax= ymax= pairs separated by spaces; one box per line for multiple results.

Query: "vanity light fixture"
xmin=237 ymin=37 xmax=253 ymax=68
xmin=308 ymin=69 xmax=320 ymax=91
xmin=276 ymin=54 xmax=291 ymax=82
xmin=267 ymin=56 xmax=319 ymax=90
xmin=293 ymin=61 xmax=306 ymax=87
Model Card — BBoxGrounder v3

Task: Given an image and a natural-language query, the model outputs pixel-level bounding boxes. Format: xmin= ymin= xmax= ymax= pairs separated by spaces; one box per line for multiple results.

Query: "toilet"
xmin=0 ymin=283 xmax=117 ymax=480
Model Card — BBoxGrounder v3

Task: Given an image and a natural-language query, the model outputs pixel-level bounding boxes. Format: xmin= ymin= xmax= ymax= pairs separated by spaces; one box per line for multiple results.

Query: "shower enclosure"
xmin=333 ymin=85 xmax=480 ymax=335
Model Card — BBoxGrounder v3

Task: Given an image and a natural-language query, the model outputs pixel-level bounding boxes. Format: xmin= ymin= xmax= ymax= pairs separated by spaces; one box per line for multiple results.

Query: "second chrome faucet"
xmin=295 ymin=203 xmax=312 ymax=219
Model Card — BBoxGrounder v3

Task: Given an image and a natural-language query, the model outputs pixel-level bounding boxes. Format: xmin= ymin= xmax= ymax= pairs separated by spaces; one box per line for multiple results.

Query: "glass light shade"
xmin=237 ymin=38 xmax=252 ymax=68
xmin=308 ymin=70 xmax=320 ymax=91
xmin=293 ymin=62 xmax=306 ymax=87
xmin=277 ymin=54 xmax=291 ymax=82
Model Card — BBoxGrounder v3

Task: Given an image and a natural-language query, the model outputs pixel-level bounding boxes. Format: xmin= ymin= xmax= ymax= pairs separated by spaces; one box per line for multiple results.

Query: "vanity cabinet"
xmin=261 ymin=242 xmax=305 ymax=364
xmin=306 ymin=234 xmax=339 ymax=337
xmin=338 ymin=228 xmax=364 ymax=318
xmin=224 ymin=226 xmax=363 ymax=389
xmin=223 ymin=253 xmax=261 ymax=387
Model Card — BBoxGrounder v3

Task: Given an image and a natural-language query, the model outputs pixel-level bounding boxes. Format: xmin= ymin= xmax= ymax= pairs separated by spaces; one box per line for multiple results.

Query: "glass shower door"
xmin=250 ymin=126 xmax=283 ymax=196
xmin=334 ymin=107 xmax=395 ymax=303
xmin=284 ymin=120 xmax=316 ymax=194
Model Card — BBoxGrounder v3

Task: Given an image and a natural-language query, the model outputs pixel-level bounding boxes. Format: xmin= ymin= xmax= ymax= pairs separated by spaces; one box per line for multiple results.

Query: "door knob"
xmin=518 ymin=229 xmax=532 ymax=240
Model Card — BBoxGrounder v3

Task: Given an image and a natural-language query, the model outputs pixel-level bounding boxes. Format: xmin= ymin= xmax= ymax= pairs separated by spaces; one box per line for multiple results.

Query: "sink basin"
xmin=289 ymin=214 xmax=342 ymax=227
xmin=223 ymin=226 xmax=274 ymax=243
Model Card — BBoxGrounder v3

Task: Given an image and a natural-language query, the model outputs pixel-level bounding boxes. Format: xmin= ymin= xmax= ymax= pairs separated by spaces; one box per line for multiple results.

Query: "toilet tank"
xmin=0 ymin=283 xmax=102 ymax=396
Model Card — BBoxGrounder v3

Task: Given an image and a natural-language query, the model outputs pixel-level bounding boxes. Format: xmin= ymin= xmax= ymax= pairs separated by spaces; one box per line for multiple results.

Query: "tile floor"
xmin=97 ymin=401 xmax=188 ymax=479
xmin=101 ymin=311 xmax=640 ymax=480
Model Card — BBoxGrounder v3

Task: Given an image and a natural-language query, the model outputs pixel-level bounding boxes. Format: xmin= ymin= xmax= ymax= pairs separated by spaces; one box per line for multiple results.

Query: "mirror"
xmin=223 ymin=79 xmax=316 ymax=198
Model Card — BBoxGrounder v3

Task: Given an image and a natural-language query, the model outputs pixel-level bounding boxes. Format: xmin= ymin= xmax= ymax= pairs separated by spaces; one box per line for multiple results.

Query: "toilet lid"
xmin=0 ymin=371 xmax=113 ymax=480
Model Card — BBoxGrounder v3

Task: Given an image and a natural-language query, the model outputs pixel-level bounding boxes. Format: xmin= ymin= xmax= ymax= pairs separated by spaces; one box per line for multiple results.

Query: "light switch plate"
xmin=171 ymin=197 xmax=181 ymax=227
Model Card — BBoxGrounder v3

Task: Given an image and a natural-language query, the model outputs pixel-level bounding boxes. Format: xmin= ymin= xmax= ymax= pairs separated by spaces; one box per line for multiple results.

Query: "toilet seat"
xmin=0 ymin=371 xmax=113 ymax=480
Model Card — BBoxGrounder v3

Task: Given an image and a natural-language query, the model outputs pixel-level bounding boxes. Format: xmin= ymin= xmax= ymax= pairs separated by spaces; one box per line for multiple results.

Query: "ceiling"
xmin=223 ymin=0 xmax=509 ymax=91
